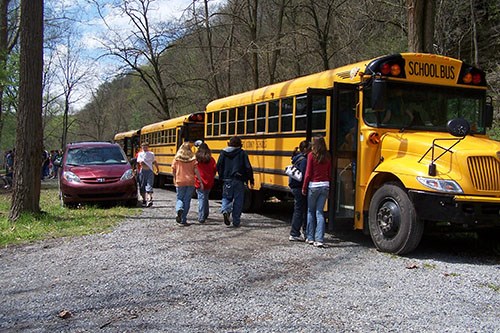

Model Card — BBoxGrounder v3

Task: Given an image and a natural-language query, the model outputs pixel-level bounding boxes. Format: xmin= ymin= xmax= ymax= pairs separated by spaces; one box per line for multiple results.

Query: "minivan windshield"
xmin=363 ymin=83 xmax=487 ymax=134
xmin=66 ymin=146 xmax=128 ymax=166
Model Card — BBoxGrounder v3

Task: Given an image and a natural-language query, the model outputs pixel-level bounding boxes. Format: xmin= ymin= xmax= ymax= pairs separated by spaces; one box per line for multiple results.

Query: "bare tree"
xmin=55 ymin=33 xmax=90 ymax=148
xmin=93 ymin=0 xmax=179 ymax=119
xmin=9 ymin=0 xmax=43 ymax=221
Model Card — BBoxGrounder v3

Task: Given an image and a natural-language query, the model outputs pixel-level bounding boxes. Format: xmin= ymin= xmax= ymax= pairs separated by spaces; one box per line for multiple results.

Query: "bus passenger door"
xmin=330 ymin=84 xmax=358 ymax=229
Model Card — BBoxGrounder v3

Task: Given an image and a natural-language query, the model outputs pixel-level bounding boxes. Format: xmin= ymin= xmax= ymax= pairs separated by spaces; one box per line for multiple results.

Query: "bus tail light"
xmin=366 ymin=54 xmax=406 ymax=78
xmin=458 ymin=65 xmax=486 ymax=86
xmin=189 ymin=113 xmax=204 ymax=122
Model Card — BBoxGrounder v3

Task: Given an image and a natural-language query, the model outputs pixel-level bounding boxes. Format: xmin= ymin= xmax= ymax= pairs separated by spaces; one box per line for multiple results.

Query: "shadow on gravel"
xmin=403 ymin=233 xmax=500 ymax=265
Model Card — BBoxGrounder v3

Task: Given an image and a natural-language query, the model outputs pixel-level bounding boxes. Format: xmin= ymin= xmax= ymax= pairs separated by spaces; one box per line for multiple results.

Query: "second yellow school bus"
xmin=113 ymin=129 xmax=141 ymax=160
xmin=204 ymin=53 xmax=500 ymax=254
xmin=140 ymin=112 xmax=204 ymax=187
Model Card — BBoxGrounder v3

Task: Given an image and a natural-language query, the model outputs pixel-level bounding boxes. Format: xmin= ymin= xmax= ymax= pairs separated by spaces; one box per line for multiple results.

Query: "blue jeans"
xmin=221 ymin=179 xmax=244 ymax=226
xmin=139 ymin=169 xmax=154 ymax=194
xmin=290 ymin=187 xmax=306 ymax=237
xmin=176 ymin=186 xmax=195 ymax=223
xmin=306 ymin=186 xmax=329 ymax=243
xmin=196 ymin=188 xmax=210 ymax=222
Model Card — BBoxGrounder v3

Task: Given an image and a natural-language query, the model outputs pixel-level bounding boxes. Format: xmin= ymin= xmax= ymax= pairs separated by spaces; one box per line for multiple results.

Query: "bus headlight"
xmin=417 ymin=177 xmax=463 ymax=194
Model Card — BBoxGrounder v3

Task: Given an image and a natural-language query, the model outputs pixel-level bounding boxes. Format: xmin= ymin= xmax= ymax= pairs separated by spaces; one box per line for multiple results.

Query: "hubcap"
xmin=376 ymin=199 xmax=401 ymax=238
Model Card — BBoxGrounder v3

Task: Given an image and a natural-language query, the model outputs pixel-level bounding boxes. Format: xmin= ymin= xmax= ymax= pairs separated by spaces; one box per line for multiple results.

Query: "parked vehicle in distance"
xmin=57 ymin=142 xmax=137 ymax=207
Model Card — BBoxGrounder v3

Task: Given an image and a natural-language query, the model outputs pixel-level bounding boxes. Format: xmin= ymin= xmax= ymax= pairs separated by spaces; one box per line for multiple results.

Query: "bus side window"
xmin=237 ymin=107 xmax=245 ymax=134
xmin=257 ymin=103 xmax=266 ymax=133
xmin=206 ymin=113 xmax=213 ymax=136
xmin=295 ymin=95 xmax=307 ymax=131
xmin=228 ymin=108 xmax=236 ymax=135
xmin=247 ymin=105 xmax=256 ymax=134
xmin=281 ymin=98 xmax=293 ymax=132
xmin=213 ymin=111 xmax=220 ymax=136
xmin=268 ymin=100 xmax=279 ymax=133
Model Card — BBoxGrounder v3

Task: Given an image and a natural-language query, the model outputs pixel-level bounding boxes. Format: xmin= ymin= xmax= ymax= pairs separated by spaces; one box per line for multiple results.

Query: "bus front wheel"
xmin=368 ymin=183 xmax=423 ymax=255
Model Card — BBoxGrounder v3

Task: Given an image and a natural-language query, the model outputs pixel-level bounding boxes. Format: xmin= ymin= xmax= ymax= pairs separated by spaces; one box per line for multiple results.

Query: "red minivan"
xmin=58 ymin=142 xmax=137 ymax=207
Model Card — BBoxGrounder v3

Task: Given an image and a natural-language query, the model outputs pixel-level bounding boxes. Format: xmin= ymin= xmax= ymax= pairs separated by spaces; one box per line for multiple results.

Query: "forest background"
xmin=0 ymin=0 xmax=499 ymax=153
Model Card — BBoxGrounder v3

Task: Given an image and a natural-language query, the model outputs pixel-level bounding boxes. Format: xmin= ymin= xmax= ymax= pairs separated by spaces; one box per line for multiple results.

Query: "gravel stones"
xmin=1 ymin=188 xmax=499 ymax=332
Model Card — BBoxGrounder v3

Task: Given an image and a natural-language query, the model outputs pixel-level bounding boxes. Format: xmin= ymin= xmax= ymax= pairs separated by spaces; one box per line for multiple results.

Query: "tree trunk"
xmin=407 ymin=0 xmax=435 ymax=53
xmin=268 ymin=0 xmax=286 ymax=84
xmin=248 ymin=0 xmax=259 ymax=89
xmin=9 ymin=0 xmax=44 ymax=221
xmin=203 ymin=0 xmax=221 ymax=98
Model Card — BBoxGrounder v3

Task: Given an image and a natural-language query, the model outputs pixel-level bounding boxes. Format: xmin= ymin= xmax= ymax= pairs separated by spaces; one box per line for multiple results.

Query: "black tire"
xmin=242 ymin=187 xmax=252 ymax=213
xmin=250 ymin=190 xmax=264 ymax=212
xmin=477 ymin=229 xmax=500 ymax=256
xmin=368 ymin=183 xmax=424 ymax=254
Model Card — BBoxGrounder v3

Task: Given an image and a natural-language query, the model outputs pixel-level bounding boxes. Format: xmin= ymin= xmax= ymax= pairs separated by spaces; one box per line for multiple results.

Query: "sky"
xmin=50 ymin=0 xmax=225 ymax=110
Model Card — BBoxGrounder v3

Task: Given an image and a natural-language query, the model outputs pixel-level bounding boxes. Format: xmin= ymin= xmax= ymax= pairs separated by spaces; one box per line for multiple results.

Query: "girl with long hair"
xmin=301 ymin=135 xmax=332 ymax=247
xmin=172 ymin=142 xmax=203 ymax=225
xmin=195 ymin=142 xmax=217 ymax=223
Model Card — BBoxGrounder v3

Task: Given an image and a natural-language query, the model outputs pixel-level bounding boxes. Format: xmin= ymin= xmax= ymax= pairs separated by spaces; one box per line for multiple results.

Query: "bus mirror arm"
xmin=371 ymin=78 xmax=387 ymax=111
xmin=419 ymin=137 xmax=465 ymax=176
xmin=485 ymin=96 xmax=493 ymax=128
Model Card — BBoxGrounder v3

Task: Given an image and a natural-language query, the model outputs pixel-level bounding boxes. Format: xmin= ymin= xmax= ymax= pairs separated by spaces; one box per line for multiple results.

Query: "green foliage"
xmin=0 ymin=183 xmax=140 ymax=247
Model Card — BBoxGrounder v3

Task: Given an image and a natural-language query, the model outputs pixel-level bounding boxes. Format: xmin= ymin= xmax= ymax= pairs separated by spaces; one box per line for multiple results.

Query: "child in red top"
xmin=302 ymin=136 xmax=332 ymax=247
xmin=195 ymin=142 xmax=217 ymax=223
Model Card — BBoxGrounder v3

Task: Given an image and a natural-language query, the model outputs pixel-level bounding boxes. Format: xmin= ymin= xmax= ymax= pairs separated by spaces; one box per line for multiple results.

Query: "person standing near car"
xmin=216 ymin=136 xmax=254 ymax=228
xmin=194 ymin=142 xmax=217 ymax=223
xmin=172 ymin=142 xmax=204 ymax=225
xmin=302 ymin=135 xmax=332 ymax=248
xmin=137 ymin=142 xmax=159 ymax=207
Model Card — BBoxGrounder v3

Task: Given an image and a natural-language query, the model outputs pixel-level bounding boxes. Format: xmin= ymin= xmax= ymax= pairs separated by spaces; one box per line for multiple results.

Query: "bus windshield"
xmin=363 ymin=83 xmax=487 ymax=134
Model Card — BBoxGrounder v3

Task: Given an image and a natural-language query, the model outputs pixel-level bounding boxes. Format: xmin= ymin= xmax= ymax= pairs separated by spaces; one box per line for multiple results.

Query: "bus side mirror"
xmin=485 ymin=97 xmax=493 ymax=128
xmin=447 ymin=118 xmax=470 ymax=137
xmin=371 ymin=79 xmax=387 ymax=111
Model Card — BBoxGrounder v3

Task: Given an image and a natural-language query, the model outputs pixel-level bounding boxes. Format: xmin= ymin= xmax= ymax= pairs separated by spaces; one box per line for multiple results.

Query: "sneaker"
xmin=176 ymin=209 xmax=183 ymax=223
xmin=147 ymin=201 xmax=153 ymax=207
xmin=289 ymin=235 xmax=305 ymax=242
xmin=313 ymin=241 xmax=324 ymax=248
xmin=199 ymin=219 xmax=206 ymax=224
xmin=305 ymin=239 xmax=314 ymax=245
xmin=142 ymin=200 xmax=147 ymax=206
xmin=180 ymin=222 xmax=190 ymax=226
xmin=223 ymin=212 xmax=231 ymax=226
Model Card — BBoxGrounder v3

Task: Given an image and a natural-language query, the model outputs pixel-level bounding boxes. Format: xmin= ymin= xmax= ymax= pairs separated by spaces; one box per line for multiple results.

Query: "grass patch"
xmin=0 ymin=185 xmax=140 ymax=247
xmin=486 ymin=283 xmax=500 ymax=292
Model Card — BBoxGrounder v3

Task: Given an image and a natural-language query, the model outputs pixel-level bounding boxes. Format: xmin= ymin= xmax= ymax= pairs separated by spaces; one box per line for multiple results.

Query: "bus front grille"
xmin=467 ymin=156 xmax=500 ymax=191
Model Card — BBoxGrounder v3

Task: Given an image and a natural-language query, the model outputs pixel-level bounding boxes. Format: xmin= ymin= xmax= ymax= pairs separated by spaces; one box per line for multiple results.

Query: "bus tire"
xmin=250 ymin=190 xmax=264 ymax=212
xmin=242 ymin=187 xmax=252 ymax=213
xmin=477 ymin=229 xmax=500 ymax=256
xmin=368 ymin=183 xmax=423 ymax=255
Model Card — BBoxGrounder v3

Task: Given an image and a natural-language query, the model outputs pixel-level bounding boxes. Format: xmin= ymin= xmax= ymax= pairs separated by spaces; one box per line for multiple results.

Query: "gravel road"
xmin=0 ymin=186 xmax=499 ymax=332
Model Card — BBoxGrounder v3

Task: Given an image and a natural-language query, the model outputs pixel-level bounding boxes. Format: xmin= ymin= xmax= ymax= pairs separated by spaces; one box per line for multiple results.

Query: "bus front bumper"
xmin=408 ymin=190 xmax=500 ymax=229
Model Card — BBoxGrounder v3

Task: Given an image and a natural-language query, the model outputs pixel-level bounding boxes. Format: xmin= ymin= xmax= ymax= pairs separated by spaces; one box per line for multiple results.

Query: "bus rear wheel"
xmin=368 ymin=183 xmax=423 ymax=255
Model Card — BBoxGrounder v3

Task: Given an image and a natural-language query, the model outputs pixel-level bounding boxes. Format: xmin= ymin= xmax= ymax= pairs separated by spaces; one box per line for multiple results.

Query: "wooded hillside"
xmin=1 ymin=0 xmax=499 ymax=151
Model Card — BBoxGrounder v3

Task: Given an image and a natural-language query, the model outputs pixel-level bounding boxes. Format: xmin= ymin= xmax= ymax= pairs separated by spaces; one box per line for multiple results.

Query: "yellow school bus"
xmin=140 ymin=112 xmax=204 ymax=187
xmin=113 ymin=129 xmax=141 ymax=160
xmin=204 ymin=53 xmax=499 ymax=254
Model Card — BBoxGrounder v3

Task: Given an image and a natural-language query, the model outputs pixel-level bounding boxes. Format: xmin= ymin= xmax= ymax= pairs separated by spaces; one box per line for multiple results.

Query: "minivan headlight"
xmin=63 ymin=171 xmax=81 ymax=183
xmin=121 ymin=169 xmax=134 ymax=181
xmin=417 ymin=177 xmax=463 ymax=194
